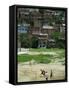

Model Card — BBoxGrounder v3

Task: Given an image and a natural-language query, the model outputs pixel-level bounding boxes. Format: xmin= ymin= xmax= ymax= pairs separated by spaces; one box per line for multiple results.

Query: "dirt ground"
xmin=17 ymin=63 xmax=65 ymax=82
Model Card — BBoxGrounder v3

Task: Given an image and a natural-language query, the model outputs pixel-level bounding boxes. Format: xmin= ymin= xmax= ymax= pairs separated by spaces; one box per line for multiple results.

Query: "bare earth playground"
xmin=17 ymin=48 xmax=65 ymax=82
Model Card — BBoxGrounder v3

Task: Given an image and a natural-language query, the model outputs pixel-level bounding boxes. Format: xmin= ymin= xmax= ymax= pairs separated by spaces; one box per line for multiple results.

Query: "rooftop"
xmin=43 ymin=25 xmax=54 ymax=29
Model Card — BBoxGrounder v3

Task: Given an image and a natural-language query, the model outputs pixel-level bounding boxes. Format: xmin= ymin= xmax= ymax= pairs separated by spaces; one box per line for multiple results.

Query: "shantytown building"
xmin=17 ymin=8 xmax=65 ymax=48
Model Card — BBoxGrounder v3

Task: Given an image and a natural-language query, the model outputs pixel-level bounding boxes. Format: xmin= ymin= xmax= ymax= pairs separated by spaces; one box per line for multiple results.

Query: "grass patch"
xmin=18 ymin=54 xmax=52 ymax=64
xmin=18 ymin=48 xmax=65 ymax=64
xmin=55 ymin=50 xmax=65 ymax=59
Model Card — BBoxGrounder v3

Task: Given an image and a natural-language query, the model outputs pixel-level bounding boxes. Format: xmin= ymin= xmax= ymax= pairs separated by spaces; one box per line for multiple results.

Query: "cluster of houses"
xmin=17 ymin=8 xmax=65 ymax=48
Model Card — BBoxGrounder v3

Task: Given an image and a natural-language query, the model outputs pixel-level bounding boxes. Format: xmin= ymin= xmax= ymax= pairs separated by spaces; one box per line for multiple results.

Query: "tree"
xmin=51 ymin=32 xmax=65 ymax=48
xmin=19 ymin=33 xmax=31 ymax=48
xmin=31 ymin=36 xmax=38 ymax=48
xmin=51 ymin=32 xmax=62 ymax=40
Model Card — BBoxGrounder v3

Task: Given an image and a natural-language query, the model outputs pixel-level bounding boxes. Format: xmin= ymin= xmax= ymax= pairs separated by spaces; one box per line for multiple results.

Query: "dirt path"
xmin=18 ymin=63 xmax=65 ymax=82
xmin=18 ymin=51 xmax=57 ymax=55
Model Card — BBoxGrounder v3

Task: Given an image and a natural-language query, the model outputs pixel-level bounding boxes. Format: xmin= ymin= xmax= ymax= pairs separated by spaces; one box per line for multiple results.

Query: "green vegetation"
xmin=18 ymin=54 xmax=52 ymax=63
xmin=51 ymin=32 xmax=65 ymax=48
xmin=31 ymin=36 xmax=38 ymax=48
xmin=18 ymin=32 xmax=65 ymax=49
xmin=19 ymin=33 xmax=31 ymax=48
xmin=18 ymin=48 xmax=65 ymax=64
xmin=18 ymin=33 xmax=39 ymax=48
